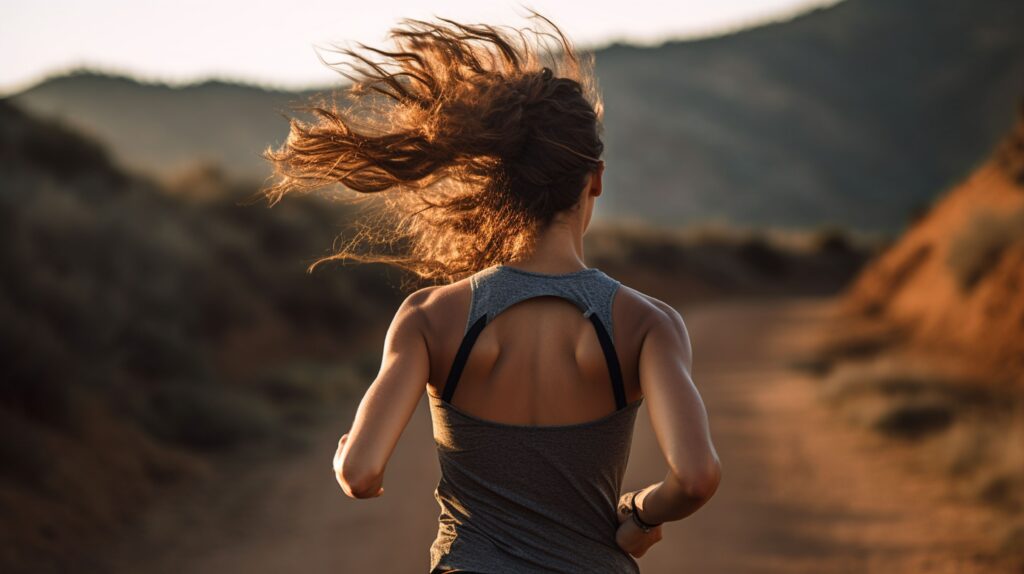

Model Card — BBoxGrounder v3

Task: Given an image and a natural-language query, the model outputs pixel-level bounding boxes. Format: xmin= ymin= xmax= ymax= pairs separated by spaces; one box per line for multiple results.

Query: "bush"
xmin=872 ymin=400 xmax=955 ymax=439
xmin=820 ymin=356 xmax=993 ymax=406
xmin=793 ymin=323 xmax=903 ymax=377
xmin=736 ymin=235 xmax=788 ymax=277
xmin=946 ymin=207 xmax=1024 ymax=290
xmin=812 ymin=226 xmax=854 ymax=255
xmin=252 ymin=360 xmax=369 ymax=406
xmin=139 ymin=384 xmax=280 ymax=451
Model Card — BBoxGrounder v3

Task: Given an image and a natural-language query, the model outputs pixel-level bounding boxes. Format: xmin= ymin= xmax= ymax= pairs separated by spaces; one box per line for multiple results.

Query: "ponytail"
xmin=262 ymin=10 xmax=604 ymax=283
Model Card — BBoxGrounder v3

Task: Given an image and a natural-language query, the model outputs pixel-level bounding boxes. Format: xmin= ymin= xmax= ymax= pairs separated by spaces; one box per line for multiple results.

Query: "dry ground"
xmin=107 ymin=298 xmax=1019 ymax=573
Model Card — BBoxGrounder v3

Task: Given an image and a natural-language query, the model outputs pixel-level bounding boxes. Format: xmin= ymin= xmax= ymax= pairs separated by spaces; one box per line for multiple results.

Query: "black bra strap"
xmin=588 ymin=313 xmax=628 ymax=410
xmin=440 ymin=311 xmax=628 ymax=410
xmin=441 ymin=314 xmax=489 ymax=403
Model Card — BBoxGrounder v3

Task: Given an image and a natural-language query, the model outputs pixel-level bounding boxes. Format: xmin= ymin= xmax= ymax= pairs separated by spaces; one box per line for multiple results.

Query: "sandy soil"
xmin=107 ymin=297 xmax=1018 ymax=573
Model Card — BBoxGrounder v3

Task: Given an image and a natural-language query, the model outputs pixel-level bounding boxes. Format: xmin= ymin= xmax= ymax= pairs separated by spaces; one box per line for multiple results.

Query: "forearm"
xmin=634 ymin=469 xmax=717 ymax=524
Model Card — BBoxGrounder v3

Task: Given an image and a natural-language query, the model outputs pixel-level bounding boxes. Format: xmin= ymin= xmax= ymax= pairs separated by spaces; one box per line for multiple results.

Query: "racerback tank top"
xmin=427 ymin=264 xmax=644 ymax=574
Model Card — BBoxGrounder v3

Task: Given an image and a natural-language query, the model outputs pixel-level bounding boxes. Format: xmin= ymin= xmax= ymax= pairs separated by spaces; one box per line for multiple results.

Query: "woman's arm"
xmin=332 ymin=288 xmax=433 ymax=499
xmin=631 ymin=300 xmax=721 ymax=524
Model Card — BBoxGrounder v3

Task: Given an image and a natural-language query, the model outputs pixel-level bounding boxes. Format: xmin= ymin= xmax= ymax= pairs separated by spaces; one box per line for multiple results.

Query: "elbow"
xmin=672 ymin=456 xmax=722 ymax=502
xmin=338 ymin=459 xmax=384 ymax=499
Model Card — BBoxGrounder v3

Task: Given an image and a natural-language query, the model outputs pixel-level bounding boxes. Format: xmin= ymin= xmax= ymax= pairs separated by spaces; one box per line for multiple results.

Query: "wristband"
xmin=629 ymin=490 xmax=662 ymax=532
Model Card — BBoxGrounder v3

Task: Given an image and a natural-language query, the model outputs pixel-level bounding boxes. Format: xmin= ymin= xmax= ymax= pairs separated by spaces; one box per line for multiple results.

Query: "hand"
xmin=615 ymin=490 xmax=663 ymax=558
xmin=333 ymin=433 xmax=384 ymax=498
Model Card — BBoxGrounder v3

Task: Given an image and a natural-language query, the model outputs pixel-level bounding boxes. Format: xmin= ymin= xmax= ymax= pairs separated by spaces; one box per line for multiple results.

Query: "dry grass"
xmin=790 ymin=318 xmax=905 ymax=376
xmin=811 ymin=351 xmax=1024 ymax=555
xmin=946 ymin=207 xmax=1024 ymax=291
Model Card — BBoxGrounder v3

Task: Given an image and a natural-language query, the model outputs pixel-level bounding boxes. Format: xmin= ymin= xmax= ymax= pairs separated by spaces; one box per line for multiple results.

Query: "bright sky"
xmin=0 ymin=0 xmax=840 ymax=95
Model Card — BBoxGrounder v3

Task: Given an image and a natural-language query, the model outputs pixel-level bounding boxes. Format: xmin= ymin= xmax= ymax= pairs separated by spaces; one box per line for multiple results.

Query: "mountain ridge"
xmin=9 ymin=0 xmax=1024 ymax=233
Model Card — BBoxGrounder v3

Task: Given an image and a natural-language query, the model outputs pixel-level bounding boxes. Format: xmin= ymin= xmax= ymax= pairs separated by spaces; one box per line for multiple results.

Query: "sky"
xmin=0 ymin=0 xmax=840 ymax=95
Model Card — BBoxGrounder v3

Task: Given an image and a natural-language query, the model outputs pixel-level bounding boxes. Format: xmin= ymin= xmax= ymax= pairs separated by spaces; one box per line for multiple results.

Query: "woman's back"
xmin=423 ymin=264 xmax=651 ymax=425
xmin=263 ymin=13 xmax=721 ymax=571
xmin=421 ymin=264 xmax=656 ymax=573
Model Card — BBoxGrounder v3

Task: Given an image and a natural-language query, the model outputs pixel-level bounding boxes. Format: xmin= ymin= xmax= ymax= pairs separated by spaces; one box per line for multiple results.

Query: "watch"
xmin=629 ymin=490 xmax=661 ymax=532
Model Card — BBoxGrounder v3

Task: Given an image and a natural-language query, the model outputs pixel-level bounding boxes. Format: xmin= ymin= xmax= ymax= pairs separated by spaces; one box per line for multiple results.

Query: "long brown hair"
xmin=261 ymin=10 xmax=605 ymax=283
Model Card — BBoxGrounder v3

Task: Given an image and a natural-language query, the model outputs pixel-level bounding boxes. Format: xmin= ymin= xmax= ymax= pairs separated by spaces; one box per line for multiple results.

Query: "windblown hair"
xmin=261 ymin=10 xmax=605 ymax=283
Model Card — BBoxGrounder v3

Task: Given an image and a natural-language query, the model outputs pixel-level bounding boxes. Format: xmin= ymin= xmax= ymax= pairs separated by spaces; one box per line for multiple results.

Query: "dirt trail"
xmin=110 ymin=298 xmax=1011 ymax=573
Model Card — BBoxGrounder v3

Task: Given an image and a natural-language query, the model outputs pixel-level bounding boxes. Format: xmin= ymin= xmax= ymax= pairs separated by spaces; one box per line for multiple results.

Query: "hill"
xmin=840 ymin=99 xmax=1024 ymax=379
xmin=799 ymin=105 xmax=1024 ymax=557
xmin=0 ymin=95 xmax=875 ymax=571
xmin=9 ymin=0 xmax=1024 ymax=233
xmin=597 ymin=0 xmax=1024 ymax=231
xmin=8 ymin=73 xmax=320 ymax=187
xmin=0 ymin=97 xmax=404 ymax=571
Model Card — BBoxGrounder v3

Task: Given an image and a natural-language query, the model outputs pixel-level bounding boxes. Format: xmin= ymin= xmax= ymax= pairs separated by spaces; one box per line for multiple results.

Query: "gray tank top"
xmin=428 ymin=264 xmax=644 ymax=574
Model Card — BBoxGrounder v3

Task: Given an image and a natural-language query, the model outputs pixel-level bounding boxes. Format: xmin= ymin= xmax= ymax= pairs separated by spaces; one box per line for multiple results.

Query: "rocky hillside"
xmin=840 ymin=100 xmax=1024 ymax=381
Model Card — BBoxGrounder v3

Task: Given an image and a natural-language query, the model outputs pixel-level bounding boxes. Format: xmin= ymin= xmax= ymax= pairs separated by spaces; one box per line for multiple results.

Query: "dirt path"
xmin=110 ymin=298 xmax=1012 ymax=573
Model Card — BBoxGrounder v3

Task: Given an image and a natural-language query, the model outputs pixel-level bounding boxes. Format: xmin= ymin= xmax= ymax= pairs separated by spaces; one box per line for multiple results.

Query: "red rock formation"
xmin=842 ymin=101 xmax=1024 ymax=382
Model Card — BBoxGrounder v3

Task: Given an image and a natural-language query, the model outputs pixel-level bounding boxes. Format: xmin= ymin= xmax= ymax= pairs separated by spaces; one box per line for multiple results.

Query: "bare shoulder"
xmin=396 ymin=277 xmax=472 ymax=334
xmin=614 ymin=285 xmax=692 ymax=359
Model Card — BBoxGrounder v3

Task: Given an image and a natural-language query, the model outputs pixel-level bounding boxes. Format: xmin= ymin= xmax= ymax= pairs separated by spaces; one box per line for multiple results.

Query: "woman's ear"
xmin=590 ymin=160 xmax=604 ymax=197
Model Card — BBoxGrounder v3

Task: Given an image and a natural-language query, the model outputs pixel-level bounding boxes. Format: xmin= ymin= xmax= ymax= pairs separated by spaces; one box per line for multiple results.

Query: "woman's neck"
xmin=505 ymin=217 xmax=587 ymax=274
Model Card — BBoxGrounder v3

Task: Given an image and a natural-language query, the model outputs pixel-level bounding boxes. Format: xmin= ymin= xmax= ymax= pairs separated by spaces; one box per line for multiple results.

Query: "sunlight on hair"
xmin=262 ymin=9 xmax=605 ymax=283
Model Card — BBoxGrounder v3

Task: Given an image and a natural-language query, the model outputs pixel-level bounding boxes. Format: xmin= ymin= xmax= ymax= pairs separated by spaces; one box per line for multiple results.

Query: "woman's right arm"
xmin=632 ymin=301 xmax=721 ymax=524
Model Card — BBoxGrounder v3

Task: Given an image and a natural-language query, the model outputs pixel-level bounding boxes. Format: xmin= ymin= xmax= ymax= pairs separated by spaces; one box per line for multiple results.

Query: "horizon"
xmin=1 ymin=0 xmax=841 ymax=97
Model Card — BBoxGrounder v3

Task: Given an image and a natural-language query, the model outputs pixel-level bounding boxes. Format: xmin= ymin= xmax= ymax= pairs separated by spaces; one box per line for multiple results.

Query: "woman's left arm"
xmin=332 ymin=288 xmax=433 ymax=499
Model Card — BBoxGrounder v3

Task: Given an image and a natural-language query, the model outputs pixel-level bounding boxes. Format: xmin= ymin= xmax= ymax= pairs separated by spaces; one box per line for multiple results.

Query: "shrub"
xmin=820 ymin=356 xmax=993 ymax=406
xmin=811 ymin=226 xmax=851 ymax=255
xmin=736 ymin=235 xmax=788 ymax=277
xmin=793 ymin=323 xmax=903 ymax=377
xmin=946 ymin=207 xmax=1024 ymax=291
xmin=138 ymin=384 xmax=280 ymax=451
xmin=872 ymin=400 xmax=955 ymax=439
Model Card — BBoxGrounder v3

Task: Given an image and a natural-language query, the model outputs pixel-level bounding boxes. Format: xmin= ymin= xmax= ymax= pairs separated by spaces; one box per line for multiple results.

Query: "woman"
xmin=263 ymin=11 xmax=721 ymax=573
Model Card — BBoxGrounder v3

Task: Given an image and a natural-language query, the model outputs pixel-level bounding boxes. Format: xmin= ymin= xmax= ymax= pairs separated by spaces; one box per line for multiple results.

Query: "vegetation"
xmin=12 ymin=0 xmax=1024 ymax=232
xmin=946 ymin=207 xmax=1024 ymax=291
xmin=0 ymin=98 xmax=871 ymax=571
xmin=803 ymin=333 xmax=1024 ymax=555
xmin=585 ymin=222 xmax=871 ymax=306
xmin=0 ymin=99 xmax=403 ymax=571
